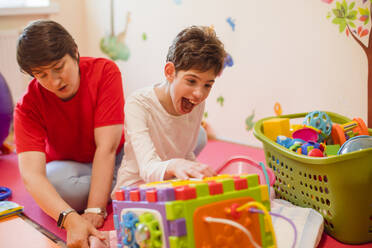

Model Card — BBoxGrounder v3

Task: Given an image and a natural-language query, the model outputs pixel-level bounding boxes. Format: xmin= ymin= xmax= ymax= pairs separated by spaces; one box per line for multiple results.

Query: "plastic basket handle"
xmin=216 ymin=155 xmax=273 ymax=195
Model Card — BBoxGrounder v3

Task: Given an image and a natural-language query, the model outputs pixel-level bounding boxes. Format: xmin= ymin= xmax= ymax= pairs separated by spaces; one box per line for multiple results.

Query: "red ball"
xmin=308 ymin=148 xmax=324 ymax=157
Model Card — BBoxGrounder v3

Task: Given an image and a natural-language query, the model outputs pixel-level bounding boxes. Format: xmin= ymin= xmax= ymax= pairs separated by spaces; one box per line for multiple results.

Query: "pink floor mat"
xmin=0 ymin=153 xmax=67 ymax=240
xmin=1 ymin=140 xmax=371 ymax=247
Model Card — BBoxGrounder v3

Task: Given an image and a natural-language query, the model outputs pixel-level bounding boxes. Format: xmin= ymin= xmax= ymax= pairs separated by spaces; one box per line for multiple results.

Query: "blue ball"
xmin=303 ymin=111 xmax=332 ymax=136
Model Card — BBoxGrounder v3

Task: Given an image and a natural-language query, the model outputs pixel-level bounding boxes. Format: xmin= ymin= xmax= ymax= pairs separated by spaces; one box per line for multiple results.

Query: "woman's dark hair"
xmin=166 ymin=26 xmax=227 ymax=76
xmin=17 ymin=20 xmax=79 ymax=76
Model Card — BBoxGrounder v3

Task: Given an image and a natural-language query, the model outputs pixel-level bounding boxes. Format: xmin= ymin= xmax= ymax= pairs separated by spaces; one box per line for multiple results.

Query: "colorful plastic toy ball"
xmin=303 ymin=111 xmax=332 ymax=137
xmin=308 ymin=148 xmax=324 ymax=157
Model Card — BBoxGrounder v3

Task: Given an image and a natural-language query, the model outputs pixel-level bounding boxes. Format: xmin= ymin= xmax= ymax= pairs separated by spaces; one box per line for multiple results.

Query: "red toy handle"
xmin=216 ymin=156 xmax=262 ymax=173
xmin=215 ymin=155 xmax=275 ymax=186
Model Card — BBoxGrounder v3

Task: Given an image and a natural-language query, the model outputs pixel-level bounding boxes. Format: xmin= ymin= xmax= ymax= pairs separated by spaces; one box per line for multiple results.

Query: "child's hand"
xmin=165 ymin=159 xmax=216 ymax=180
xmin=89 ymin=233 xmax=110 ymax=248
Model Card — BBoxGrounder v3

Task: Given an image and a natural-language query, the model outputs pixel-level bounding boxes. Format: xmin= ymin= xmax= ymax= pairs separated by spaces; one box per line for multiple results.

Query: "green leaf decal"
xmin=348 ymin=21 xmax=356 ymax=28
xmin=346 ymin=10 xmax=357 ymax=20
xmin=217 ymin=96 xmax=224 ymax=107
xmin=349 ymin=2 xmax=355 ymax=10
xmin=245 ymin=110 xmax=255 ymax=132
xmin=333 ymin=8 xmax=343 ymax=18
xmin=358 ymin=7 xmax=369 ymax=16
xmin=339 ymin=22 xmax=347 ymax=32
xmin=364 ymin=16 xmax=369 ymax=25
xmin=342 ymin=0 xmax=348 ymax=12
xmin=332 ymin=17 xmax=344 ymax=24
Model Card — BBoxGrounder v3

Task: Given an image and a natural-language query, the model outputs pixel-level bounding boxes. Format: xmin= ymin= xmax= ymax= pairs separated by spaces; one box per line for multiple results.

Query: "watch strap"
xmin=57 ymin=208 xmax=76 ymax=229
xmin=84 ymin=207 xmax=107 ymax=218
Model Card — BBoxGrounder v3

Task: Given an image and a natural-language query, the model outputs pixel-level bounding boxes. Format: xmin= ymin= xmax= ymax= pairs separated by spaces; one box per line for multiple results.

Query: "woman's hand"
xmin=165 ymin=158 xmax=216 ymax=180
xmin=82 ymin=212 xmax=105 ymax=228
xmin=64 ymin=212 xmax=107 ymax=248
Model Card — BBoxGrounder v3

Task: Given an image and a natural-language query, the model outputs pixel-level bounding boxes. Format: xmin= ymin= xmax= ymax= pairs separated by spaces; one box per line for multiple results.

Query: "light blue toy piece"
xmin=122 ymin=211 xmax=140 ymax=248
xmin=337 ymin=135 xmax=372 ymax=155
xmin=276 ymin=136 xmax=292 ymax=148
xmin=277 ymin=136 xmax=305 ymax=149
xmin=303 ymin=111 xmax=333 ymax=137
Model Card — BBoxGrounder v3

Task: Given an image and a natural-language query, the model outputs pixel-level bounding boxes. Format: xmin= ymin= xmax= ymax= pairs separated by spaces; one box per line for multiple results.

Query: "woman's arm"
xmin=18 ymin=151 xmax=105 ymax=248
xmin=82 ymin=124 xmax=122 ymax=227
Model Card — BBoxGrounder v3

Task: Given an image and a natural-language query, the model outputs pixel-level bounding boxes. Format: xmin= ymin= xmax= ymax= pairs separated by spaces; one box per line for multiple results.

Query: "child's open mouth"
xmin=181 ymin=97 xmax=196 ymax=113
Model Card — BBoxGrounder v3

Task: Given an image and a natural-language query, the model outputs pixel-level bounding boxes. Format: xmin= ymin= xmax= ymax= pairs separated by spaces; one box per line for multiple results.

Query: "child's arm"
xmin=185 ymin=150 xmax=196 ymax=161
xmin=124 ymin=99 xmax=215 ymax=182
xmin=124 ymin=99 xmax=173 ymax=182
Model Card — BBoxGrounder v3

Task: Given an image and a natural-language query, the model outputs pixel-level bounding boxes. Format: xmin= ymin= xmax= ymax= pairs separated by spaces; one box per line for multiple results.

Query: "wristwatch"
xmin=84 ymin=207 xmax=107 ymax=219
xmin=57 ymin=208 xmax=76 ymax=229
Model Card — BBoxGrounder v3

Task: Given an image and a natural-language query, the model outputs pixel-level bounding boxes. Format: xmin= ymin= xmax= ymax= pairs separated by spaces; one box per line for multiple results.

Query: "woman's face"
xmin=32 ymin=53 xmax=80 ymax=101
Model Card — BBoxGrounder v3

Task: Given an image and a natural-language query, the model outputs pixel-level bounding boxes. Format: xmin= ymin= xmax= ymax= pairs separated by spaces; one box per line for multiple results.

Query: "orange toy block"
xmin=193 ymin=197 xmax=262 ymax=247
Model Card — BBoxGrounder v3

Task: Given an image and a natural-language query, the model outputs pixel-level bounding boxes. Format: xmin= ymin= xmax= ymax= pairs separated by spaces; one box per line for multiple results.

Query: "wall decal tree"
xmin=323 ymin=0 xmax=372 ymax=127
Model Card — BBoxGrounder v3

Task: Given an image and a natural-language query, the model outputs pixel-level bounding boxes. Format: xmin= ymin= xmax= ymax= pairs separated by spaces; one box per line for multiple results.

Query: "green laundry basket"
xmin=253 ymin=111 xmax=372 ymax=244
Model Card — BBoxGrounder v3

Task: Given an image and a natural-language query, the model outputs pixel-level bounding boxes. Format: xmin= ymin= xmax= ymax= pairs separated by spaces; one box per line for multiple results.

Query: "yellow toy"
xmin=263 ymin=118 xmax=290 ymax=141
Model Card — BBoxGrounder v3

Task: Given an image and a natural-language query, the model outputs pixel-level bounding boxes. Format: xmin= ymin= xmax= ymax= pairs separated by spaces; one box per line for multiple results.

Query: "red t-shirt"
xmin=14 ymin=57 xmax=125 ymax=163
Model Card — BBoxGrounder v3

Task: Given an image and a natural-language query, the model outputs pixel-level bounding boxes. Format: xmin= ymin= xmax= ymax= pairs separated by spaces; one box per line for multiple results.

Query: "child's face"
xmin=31 ymin=53 xmax=80 ymax=101
xmin=167 ymin=66 xmax=216 ymax=116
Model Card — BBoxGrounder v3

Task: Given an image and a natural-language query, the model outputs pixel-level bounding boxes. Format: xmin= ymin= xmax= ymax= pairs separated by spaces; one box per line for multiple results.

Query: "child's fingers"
xmin=187 ymin=168 xmax=204 ymax=179
xmin=90 ymin=227 xmax=106 ymax=241
xmin=89 ymin=235 xmax=109 ymax=248
xmin=204 ymin=167 xmax=217 ymax=177
xmin=175 ymin=169 xmax=189 ymax=180
xmin=194 ymin=163 xmax=216 ymax=177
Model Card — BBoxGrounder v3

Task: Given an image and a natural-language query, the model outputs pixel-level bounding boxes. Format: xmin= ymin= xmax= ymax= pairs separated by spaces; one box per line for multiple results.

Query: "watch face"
xmin=57 ymin=209 xmax=75 ymax=229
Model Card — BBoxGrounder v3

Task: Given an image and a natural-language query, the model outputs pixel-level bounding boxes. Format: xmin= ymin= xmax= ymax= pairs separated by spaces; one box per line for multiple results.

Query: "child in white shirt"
xmin=112 ymin=26 xmax=227 ymax=193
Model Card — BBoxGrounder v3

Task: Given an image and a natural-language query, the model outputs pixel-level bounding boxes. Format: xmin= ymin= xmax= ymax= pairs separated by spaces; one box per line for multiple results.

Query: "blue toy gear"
xmin=121 ymin=211 xmax=139 ymax=248
xmin=135 ymin=212 xmax=162 ymax=248
xmin=303 ymin=111 xmax=333 ymax=137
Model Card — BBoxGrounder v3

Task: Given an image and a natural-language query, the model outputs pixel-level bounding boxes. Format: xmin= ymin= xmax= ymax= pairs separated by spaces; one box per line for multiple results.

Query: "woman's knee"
xmin=46 ymin=161 xmax=91 ymax=211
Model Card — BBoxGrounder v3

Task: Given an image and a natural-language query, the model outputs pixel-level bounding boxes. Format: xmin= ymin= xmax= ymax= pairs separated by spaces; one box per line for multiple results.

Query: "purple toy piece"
xmin=168 ymin=218 xmax=187 ymax=236
xmin=157 ymin=188 xmax=175 ymax=202
xmin=0 ymin=73 xmax=13 ymax=146
xmin=292 ymin=127 xmax=318 ymax=142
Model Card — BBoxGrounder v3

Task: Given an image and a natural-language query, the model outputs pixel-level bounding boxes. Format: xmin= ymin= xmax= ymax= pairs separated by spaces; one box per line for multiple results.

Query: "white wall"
xmin=3 ymin=0 xmax=367 ymax=147
xmin=83 ymin=0 xmax=367 ymax=147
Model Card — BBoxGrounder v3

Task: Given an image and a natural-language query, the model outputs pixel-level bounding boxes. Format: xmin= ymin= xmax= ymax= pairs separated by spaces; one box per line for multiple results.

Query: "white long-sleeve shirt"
xmin=112 ymin=85 xmax=205 ymax=192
